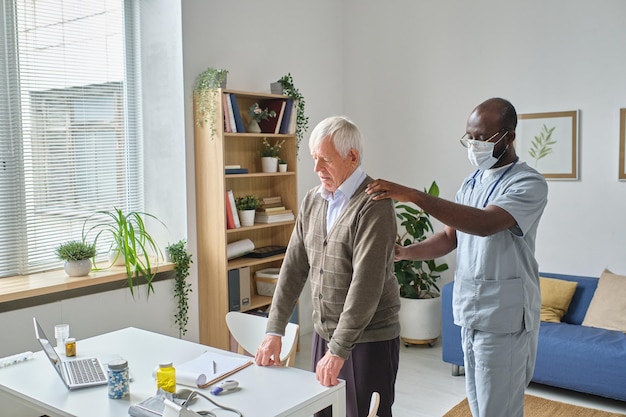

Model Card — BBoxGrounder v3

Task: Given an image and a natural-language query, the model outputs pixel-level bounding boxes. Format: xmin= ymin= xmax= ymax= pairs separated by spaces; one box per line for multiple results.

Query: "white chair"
xmin=225 ymin=311 xmax=300 ymax=367
xmin=367 ymin=391 xmax=380 ymax=417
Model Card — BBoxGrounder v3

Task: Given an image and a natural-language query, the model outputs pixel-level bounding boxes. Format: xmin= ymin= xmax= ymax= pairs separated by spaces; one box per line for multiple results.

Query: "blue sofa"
xmin=441 ymin=272 xmax=626 ymax=402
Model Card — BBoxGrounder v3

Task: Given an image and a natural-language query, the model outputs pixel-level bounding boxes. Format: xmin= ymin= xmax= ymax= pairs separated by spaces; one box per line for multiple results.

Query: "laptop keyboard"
xmin=66 ymin=358 xmax=106 ymax=384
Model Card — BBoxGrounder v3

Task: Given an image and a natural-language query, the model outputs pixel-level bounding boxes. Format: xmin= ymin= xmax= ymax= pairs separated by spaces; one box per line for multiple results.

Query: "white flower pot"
xmin=398 ymin=295 xmax=442 ymax=346
xmin=278 ymin=163 xmax=288 ymax=173
xmin=108 ymin=248 xmax=126 ymax=266
xmin=64 ymin=259 xmax=92 ymax=277
xmin=238 ymin=209 xmax=256 ymax=227
xmin=261 ymin=157 xmax=278 ymax=173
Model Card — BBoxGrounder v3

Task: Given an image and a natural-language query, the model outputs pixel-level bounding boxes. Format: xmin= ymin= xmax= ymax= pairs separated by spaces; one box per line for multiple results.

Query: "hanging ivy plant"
xmin=166 ymin=240 xmax=193 ymax=337
xmin=193 ymin=67 xmax=228 ymax=139
xmin=278 ymin=73 xmax=308 ymax=156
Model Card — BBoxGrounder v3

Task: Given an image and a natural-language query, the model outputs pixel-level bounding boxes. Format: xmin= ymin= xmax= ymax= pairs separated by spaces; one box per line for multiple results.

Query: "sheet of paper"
xmin=175 ymin=351 xmax=252 ymax=388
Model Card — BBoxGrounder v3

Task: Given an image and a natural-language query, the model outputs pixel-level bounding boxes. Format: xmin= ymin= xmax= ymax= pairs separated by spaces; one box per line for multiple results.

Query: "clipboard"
xmin=176 ymin=351 xmax=252 ymax=388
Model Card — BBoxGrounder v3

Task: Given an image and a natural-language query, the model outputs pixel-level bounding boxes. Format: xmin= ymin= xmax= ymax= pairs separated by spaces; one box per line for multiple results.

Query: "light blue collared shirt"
xmin=317 ymin=167 xmax=366 ymax=230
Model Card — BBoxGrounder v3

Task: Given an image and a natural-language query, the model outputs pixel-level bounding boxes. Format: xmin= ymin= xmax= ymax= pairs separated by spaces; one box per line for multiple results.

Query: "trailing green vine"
xmin=278 ymin=73 xmax=308 ymax=157
xmin=193 ymin=67 xmax=228 ymax=140
xmin=166 ymin=240 xmax=193 ymax=337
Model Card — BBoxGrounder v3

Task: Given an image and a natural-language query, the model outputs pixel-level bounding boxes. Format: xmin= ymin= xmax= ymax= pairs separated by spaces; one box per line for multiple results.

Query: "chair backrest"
xmin=225 ymin=311 xmax=300 ymax=367
xmin=367 ymin=391 xmax=380 ymax=417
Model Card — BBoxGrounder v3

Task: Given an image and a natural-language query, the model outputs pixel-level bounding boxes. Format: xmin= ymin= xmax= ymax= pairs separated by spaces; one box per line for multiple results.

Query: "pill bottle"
xmin=65 ymin=338 xmax=76 ymax=357
xmin=107 ymin=359 xmax=130 ymax=399
xmin=156 ymin=361 xmax=176 ymax=393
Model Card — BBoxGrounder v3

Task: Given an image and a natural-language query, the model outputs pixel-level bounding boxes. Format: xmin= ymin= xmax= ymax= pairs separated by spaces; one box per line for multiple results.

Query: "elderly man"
xmin=255 ymin=116 xmax=401 ymax=417
xmin=366 ymin=98 xmax=548 ymax=417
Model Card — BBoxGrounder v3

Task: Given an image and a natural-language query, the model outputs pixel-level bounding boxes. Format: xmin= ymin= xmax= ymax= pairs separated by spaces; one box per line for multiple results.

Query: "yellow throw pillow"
xmin=540 ymin=277 xmax=578 ymax=323
xmin=582 ymin=269 xmax=626 ymax=332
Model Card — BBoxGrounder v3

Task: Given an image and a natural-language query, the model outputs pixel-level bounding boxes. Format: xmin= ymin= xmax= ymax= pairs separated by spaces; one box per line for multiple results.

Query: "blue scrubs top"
xmin=452 ymin=161 xmax=548 ymax=333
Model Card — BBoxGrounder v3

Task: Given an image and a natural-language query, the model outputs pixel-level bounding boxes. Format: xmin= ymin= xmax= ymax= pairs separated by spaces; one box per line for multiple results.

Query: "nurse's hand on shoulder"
xmin=316 ymin=351 xmax=345 ymax=387
xmin=255 ymin=334 xmax=283 ymax=367
xmin=366 ymin=179 xmax=415 ymax=202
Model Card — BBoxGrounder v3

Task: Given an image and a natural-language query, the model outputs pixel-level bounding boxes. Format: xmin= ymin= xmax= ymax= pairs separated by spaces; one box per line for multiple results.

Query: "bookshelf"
xmin=194 ymin=89 xmax=298 ymax=349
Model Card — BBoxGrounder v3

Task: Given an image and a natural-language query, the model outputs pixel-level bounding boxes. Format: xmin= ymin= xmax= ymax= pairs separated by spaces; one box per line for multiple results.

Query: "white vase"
xmin=108 ymin=248 xmax=126 ymax=266
xmin=64 ymin=259 xmax=92 ymax=277
xmin=261 ymin=157 xmax=278 ymax=173
xmin=248 ymin=119 xmax=261 ymax=133
xmin=238 ymin=209 xmax=256 ymax=227
xmin=398 ymin=295 xmax=442 ymax=346
xmin=278 ymin=163 xmax=288 ymax=173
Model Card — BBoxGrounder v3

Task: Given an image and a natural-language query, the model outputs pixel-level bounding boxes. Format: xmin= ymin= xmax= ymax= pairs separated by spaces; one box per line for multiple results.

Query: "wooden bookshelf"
xmin=194 ymin=89 xmax=298 ymax=349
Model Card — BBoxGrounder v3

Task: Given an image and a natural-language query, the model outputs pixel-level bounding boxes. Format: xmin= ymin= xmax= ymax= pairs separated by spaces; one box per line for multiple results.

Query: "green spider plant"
xmin=82 ymin=208 xmax=165 ymax=297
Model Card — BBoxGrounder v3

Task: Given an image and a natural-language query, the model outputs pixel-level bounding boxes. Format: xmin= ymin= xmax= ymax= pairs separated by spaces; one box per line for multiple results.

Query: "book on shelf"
xmin=225 ymin=191 xmax=235 ymax=229
xmin=225 ymin=93 xmax=237 ymax=133
xmin=256 ymin=209 xmax=291 ymax=216
xmin=255 ymin=211 xmax=295 ymax=223
xmin=225 ymin=164 xmax=241 ymax=169
xmin=257 ymin=98 xmax=286 ymax=134
xmin=226 ymin=190 xmax=241 ymax=228
xmin=222 ymin=93 xmax=232 ymax=133
xmin=256 ymin=205 xmax=286 ymax=213
xmin=225 ymin=168 xmax=249 ymax=174
xmin=279 ymin=98 xmax=295 ymax=134
xmin=261 ymin=196 xmax=282 ymax=206
xmin=229 ymin=94 xmax=245 ymax=133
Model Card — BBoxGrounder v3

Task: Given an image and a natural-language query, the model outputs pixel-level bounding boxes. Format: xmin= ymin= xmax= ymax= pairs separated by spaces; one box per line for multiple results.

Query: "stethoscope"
xmin=465 ymin=157 xmax=519 ymax=208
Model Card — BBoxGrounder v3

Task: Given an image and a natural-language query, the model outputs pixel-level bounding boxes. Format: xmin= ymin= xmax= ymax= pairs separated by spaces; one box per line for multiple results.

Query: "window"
xmin=0 ymin=0 xmax=142 ymax=277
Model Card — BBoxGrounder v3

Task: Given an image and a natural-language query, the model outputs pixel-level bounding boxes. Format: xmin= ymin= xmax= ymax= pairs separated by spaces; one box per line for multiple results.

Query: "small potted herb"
xmin=260 ymin=138 xmax=286 ymax=172
xmin=56 ymin=240 xmax=96 ymax=277
xmin=235 ymin=195 xmax=260 ymax=227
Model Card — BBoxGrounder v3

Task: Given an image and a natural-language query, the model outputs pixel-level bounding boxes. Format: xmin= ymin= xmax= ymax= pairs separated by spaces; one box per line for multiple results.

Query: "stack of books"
xmin=255 ymin=196 xmax=295 ymax=223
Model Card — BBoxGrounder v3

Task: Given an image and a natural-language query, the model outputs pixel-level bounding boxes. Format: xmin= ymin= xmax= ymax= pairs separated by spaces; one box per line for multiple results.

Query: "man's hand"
xmin=315 ymin=351 xmax=345 ymax=386
xmin=255 ymin=334 xmax=283 ymax=367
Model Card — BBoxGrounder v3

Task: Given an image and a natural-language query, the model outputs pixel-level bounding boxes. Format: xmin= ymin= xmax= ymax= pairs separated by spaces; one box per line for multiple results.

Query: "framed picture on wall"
xmin=516 ymin=110 xmax=579 ymax=180
xmin=618 ymin=109 xmax=626 ymax=181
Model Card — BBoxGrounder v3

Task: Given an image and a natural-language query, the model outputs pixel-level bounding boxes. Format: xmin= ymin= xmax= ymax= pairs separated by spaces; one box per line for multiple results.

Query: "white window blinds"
xmin=0 ymin=0 xmax=142 ymax=277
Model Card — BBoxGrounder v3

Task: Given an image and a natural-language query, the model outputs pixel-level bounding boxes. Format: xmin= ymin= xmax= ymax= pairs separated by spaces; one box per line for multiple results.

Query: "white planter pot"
xmin=64 ymin=259 xmax=92 ymax=277
xmin=278 ymin=163 xmax=287 ymax=173
xmin=261 ymin=157 xmax=278 ymax=173
xmin=108 ymin=248 xmax=126 ymax=266
xmin=238 ymin=209 xmax=256 ymax=227
xmin=398 ymin=295 xmax=442 ymax=346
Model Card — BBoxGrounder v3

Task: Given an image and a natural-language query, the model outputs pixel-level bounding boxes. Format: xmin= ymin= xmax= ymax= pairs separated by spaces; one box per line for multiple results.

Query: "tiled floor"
xmin=295 ymin=331 xmax=626 ymax=417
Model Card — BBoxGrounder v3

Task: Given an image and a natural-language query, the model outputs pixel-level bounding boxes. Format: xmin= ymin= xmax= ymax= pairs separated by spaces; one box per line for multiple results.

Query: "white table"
xmin=0 ymin=327 xmax=345 ymax=417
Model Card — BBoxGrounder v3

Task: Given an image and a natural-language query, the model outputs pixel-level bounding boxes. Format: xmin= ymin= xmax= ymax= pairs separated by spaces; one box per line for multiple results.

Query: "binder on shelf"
xmin=258 ymin=98 xmax=286 ymax=134
xmin=229 ymin=94 xmax=245 ymax=133
xmin=227 ymin=268 xmax=240 ymax=311
xmin=225 ymin=168 xmax=249 ymax=174
xmin=227 ymin=190 xmax=241 ymax=228
xmin=279 ymin=98 xmax=295 ymax=134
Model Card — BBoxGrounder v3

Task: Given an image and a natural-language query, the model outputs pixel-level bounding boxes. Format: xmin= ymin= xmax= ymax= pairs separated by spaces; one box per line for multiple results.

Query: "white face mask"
xmin=466 ymin=135 xmax=508 ymax=170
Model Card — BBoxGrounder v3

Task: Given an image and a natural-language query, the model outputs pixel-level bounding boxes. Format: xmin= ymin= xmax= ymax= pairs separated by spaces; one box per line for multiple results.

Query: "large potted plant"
xmin=82 ymin=208 xmax=166 ymax=297
xmin=193 ymin=67 xmax=228 ymax=139
xmin=395 ymin=181 xmax=449 ymax=346
xmin=276 ymin=73 xmax=308 ymax=157
xmin=55 ymin=240 xmax=96 ymax=277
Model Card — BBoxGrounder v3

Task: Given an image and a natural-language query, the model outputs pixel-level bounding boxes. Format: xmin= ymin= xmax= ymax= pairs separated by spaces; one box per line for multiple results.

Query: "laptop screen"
xmin=33 ymin=317 xmax=65 ymax=380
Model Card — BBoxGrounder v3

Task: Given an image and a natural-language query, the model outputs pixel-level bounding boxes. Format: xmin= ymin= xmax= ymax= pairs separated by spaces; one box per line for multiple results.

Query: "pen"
xmin=212 ymin=360 xmax=216 ymax=374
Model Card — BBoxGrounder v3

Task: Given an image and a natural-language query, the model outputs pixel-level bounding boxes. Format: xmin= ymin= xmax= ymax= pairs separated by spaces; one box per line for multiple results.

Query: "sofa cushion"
xmin=582 ymin=269 xmax=626 ymax=332
xmin=540 ymin=277 xmax=577 ymax=322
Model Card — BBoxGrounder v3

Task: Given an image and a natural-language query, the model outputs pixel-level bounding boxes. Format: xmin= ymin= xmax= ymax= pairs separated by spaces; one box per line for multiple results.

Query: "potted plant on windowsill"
xmin=166 ymin=240 xmax=193 ymax=338
xmin=395 ymin=181 xmax=449 ymax=347
xmin=193 ymin=67 xmax=229 ymax=139
xmin=235 ymin=195 xmax=261 ymax=227
xmin=55 ymin=240 xmax=96 ymax=277
xmin=82 ymin=208 xmax=166 ymax=297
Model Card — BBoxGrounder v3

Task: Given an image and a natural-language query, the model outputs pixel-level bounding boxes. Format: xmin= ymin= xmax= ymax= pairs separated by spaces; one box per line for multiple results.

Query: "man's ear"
xmin=349 ymin=148 xmax=359 ymax=164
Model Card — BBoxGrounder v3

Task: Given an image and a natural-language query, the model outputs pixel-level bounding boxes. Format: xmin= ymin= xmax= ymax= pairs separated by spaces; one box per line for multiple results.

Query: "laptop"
xmin=33 ymin=317 xmax=108 ymax=390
